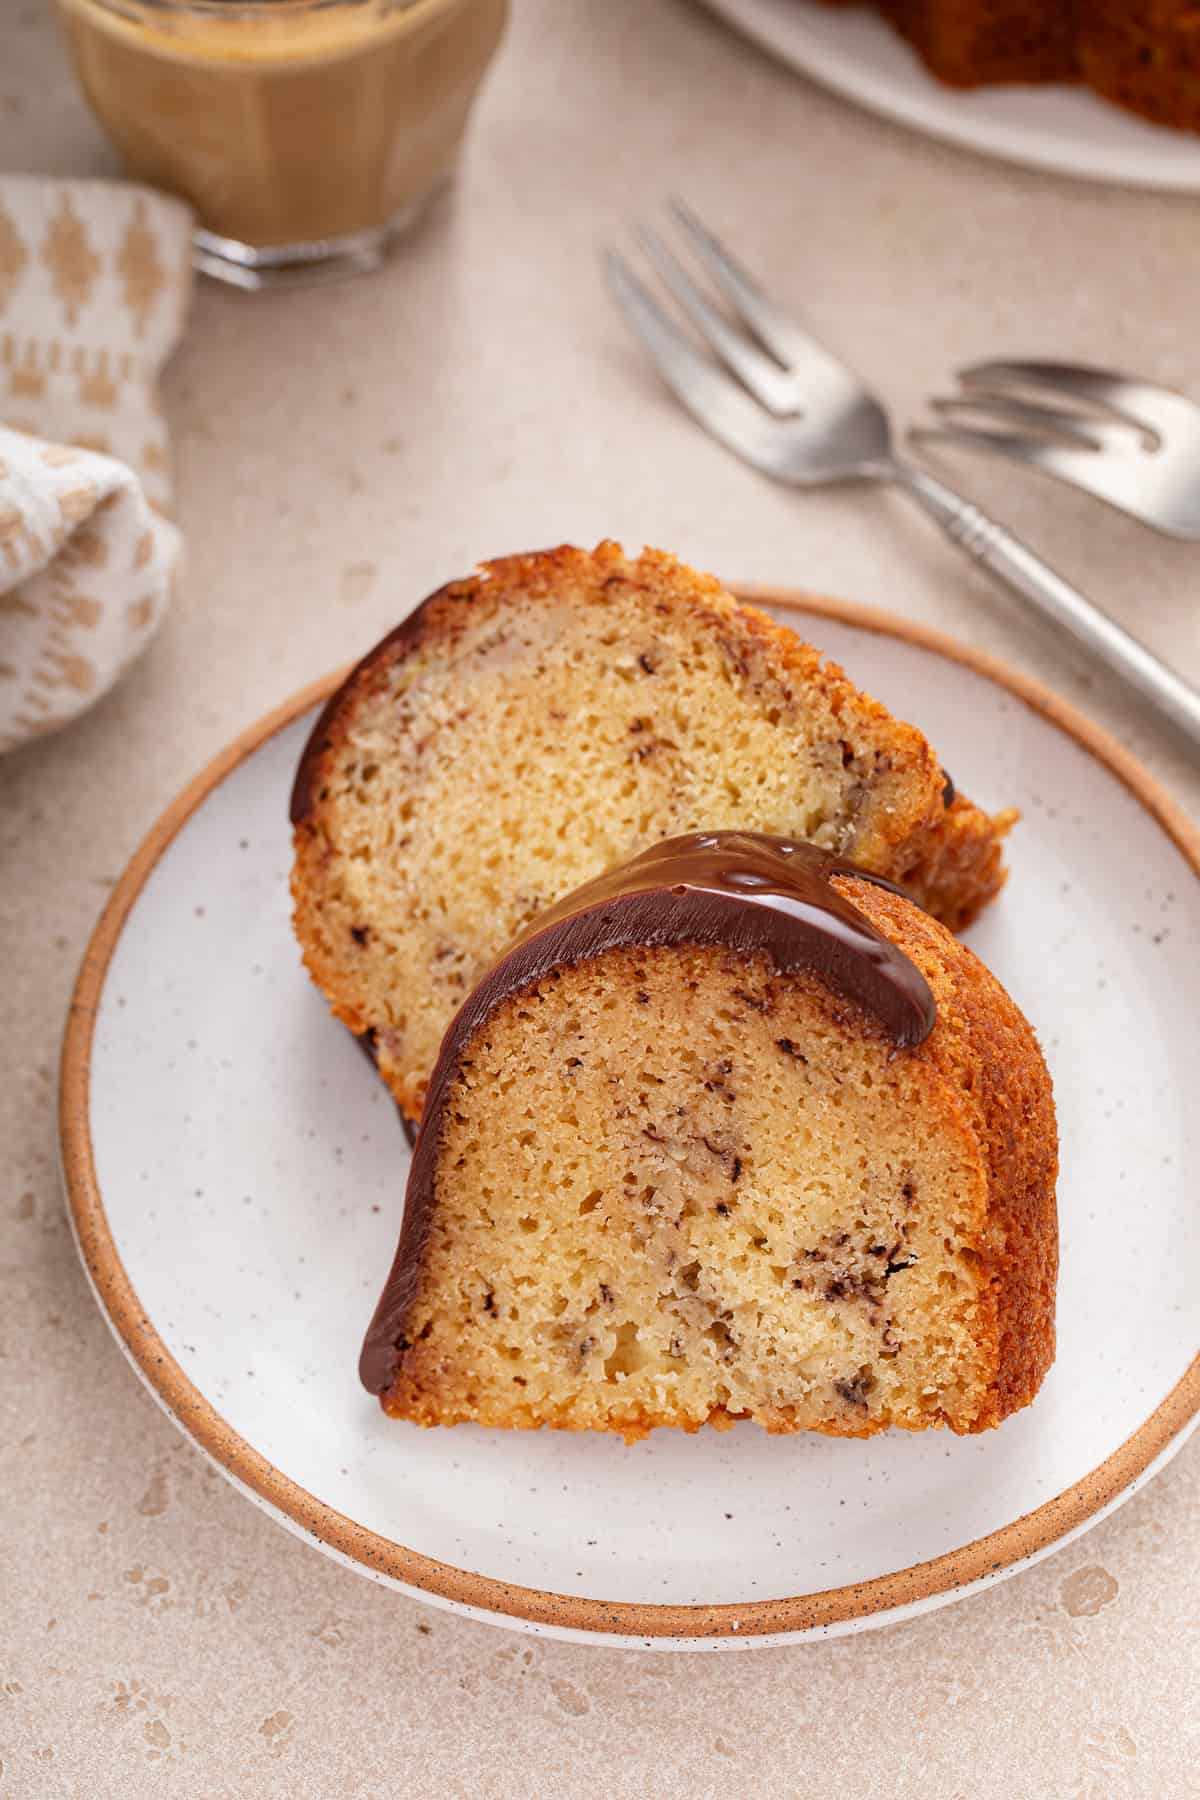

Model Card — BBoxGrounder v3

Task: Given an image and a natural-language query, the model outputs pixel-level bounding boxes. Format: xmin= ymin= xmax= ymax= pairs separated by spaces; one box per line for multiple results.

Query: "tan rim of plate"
xmin=60 ymin=589 xmax=1200 ymax=1642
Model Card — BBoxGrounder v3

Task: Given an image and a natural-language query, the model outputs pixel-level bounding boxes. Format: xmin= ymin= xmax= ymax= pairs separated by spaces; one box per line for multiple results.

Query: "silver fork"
xmin=604 ymin=202 xmax=1200 ymax=754
xmin=912 ymin=360 xmax=1200 ymax=540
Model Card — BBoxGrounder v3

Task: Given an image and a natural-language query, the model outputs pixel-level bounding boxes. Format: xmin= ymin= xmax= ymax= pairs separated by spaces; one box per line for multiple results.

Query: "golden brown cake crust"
xmin=838 ymin=878 xmax=1059 ymax=1428
xmin=291 ymin=543 xmax=1012 ymax=1123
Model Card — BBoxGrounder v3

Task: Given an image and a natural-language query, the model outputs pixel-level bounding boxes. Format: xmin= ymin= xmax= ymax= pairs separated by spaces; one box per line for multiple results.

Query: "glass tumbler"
xmin=56 ymin=0 xmax=510 ymax=286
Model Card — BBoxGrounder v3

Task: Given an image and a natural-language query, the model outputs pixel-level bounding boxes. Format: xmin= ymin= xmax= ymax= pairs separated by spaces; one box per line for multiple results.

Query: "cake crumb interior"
xmin=385 ymin=942 xmax=992 ymax=1441
xmin=300 ymin=582 xmax=942 ymax=1117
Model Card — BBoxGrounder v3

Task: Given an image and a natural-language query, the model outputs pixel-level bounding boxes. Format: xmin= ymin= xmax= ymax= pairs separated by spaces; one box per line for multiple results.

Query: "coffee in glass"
xmin=57 ymin=0 xmax=509 ymax=286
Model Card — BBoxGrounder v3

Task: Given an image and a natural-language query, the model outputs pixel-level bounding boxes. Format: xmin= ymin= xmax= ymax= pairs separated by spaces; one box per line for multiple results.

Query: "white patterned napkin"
xmin=0 ymin=175 xmax=193 ymax=753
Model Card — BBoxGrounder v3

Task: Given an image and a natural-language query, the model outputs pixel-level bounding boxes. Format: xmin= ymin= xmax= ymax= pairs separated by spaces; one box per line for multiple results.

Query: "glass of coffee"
xmin=56 ymin=0 xmax=509 ymax=287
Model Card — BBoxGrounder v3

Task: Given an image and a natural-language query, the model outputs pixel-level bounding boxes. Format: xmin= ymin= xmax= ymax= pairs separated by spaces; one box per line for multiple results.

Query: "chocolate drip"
xmin=359 ymin=831 xmax=936 ymax=1397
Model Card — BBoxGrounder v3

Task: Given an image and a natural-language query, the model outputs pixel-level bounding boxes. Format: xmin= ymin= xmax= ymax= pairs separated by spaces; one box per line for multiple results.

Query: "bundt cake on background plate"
xmin=811 ymin=0 xmax=1200 ymax=134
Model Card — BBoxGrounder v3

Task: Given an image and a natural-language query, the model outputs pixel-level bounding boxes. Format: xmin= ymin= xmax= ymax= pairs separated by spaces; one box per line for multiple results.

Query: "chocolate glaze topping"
xmin=359 ymin=831 xmax=936 ymax=1397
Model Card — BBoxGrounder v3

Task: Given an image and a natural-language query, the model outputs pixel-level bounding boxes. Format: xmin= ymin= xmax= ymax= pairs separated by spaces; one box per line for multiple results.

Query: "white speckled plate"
xmin=61 ymin=594 xmax=1200 ymax=1650
xmin=698 ymin=0 xmax=1200 ymax=192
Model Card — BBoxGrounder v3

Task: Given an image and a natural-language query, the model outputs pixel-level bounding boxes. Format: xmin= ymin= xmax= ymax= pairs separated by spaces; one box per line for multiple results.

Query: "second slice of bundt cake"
xmin=360 ymin=832 xmax=1058 ymax=1440
xmin=292 ymin=543 xmax=1012 ymax=1123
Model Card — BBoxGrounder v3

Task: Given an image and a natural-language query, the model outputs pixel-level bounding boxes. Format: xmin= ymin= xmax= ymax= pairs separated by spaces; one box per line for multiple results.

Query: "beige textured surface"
xmin=2 ymin=2 xmax=1199 ymax=1794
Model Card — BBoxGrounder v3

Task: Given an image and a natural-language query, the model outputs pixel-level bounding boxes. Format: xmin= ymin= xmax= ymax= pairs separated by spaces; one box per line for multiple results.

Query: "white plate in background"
xmin=697 ymin=0 xmax=1200 ymax=191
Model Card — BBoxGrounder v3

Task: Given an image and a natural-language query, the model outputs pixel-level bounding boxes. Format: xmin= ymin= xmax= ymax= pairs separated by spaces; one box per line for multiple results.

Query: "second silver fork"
xmin=915 ymin=359 xmax=1200 ymax=540
xmin=606 ymin=203 xmax=1200 ymax=755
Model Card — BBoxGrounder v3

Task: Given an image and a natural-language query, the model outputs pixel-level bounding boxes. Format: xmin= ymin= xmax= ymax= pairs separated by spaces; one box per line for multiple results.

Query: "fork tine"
xmin=911 ymin=421 xmax=1165 ymax=516
xmin=910 ymin=421 xmax=1130 ymax=500
xmin=912 ymin=423 xmax=1081 ymax=461
xmin=912 ymin=421 xmax=1200 ymax=540
xmin=667 ymin=197 xmax=790 ymax=363
xmin=930 ymin=394 xmax=1110 ymax=451
xmin=958 ymin=360 xmax=1167 ymax=444
xmin=634 ymin=223 xmax=804 ymax=416
xmin=667 ymin=198 xmax=862 ymax=403
xmin=603 ymin=249 xmax=781 ymax=473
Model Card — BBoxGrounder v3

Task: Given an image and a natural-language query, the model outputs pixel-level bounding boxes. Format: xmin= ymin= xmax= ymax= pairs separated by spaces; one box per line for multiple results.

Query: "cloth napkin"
xmin=0 ymin=175 xmax=193 ymax=754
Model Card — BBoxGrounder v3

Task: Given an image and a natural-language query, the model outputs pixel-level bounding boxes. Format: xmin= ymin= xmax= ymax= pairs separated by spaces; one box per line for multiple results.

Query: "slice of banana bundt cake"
xmin=291 ymin=543 xmax=1013 ymax=1124
xmin=361 ymin=832 xmax=1058 ymax=1441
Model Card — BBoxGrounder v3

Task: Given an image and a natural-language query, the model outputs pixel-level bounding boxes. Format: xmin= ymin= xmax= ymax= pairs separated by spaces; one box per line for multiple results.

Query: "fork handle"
xmin=892 ymin=462 xmax=1200 ymax=753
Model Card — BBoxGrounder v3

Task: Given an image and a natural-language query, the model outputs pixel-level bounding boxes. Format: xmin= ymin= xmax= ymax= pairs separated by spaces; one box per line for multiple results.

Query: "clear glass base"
xmin=190 ymin=182 xmax=447 ymax=290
